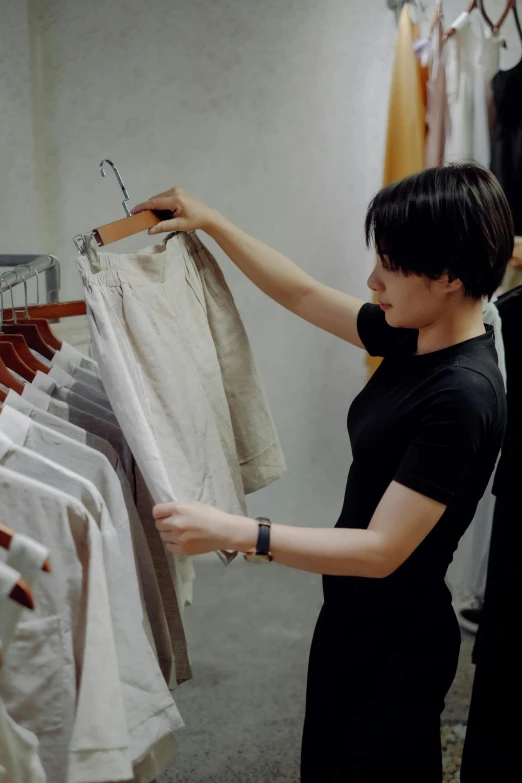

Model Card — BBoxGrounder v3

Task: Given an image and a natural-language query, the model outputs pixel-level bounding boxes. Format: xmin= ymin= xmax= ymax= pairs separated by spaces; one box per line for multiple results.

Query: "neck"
xmin=415 ymin=299 xmax=486 ymax=355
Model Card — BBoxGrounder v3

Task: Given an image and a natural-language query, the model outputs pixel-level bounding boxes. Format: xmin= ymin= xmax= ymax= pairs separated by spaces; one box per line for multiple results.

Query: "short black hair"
xmin=365 ymin=164 xmax=514 ymax=300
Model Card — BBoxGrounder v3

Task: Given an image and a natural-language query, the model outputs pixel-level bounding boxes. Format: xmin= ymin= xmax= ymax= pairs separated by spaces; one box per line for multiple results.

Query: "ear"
xmin=437 ymin=272 xmax=463 ymax=296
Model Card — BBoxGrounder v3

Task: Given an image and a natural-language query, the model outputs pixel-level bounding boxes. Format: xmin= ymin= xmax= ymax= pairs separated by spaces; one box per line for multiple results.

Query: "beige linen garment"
xmin=76 ymin=231 xmax=285 ymax=594
xmin=180 ymin=231 xmax=286 ymax=494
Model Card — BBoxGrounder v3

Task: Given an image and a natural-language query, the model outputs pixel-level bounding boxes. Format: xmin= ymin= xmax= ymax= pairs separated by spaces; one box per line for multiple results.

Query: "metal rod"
xmin=0 ymin=255 xmax=60 ymax=303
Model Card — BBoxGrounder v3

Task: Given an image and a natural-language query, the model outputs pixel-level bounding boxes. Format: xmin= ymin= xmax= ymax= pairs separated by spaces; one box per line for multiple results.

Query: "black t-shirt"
xmin=322 ymin=303 xmax=507 ymax=609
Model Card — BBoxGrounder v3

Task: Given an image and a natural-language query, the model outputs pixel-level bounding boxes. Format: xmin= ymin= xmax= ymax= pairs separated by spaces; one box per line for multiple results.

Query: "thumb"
xmin=149 ymin=217 xmax=186 ymax=235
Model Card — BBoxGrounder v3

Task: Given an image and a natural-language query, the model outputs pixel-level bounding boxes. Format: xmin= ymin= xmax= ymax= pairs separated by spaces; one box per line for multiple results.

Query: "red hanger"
xmin=0 ymin=342 xmax=35 ymax=383
xmin=14 ymin=266 xmax=62 ymax=350
xmin=0 ymin=357 xmax=23 ymax=395
xmin=9 ymin=578 xmax=34 ymax=610
xmin=0 ymin=522 xmax=51 ymax=573
xmin=2 ymin=301 xmax=87 ymax=320
xmin=0 ymin=335 xmax=49 ymax=374
xmin=0 ymin=275 xmax=55 ymax=361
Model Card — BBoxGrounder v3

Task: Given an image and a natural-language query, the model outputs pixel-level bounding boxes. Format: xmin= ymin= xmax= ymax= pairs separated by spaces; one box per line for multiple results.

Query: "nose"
xmin=367 ymin=265 xmax=383 ymax=293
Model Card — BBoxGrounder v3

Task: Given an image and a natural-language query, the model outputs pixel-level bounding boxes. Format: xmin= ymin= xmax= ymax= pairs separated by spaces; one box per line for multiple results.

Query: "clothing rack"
xmin=0 ymin=255 xmax=60 ymax=303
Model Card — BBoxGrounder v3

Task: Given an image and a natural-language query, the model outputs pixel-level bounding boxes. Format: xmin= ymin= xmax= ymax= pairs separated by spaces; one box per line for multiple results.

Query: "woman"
xmin=132 ymin=164 xmax=512 ymax=782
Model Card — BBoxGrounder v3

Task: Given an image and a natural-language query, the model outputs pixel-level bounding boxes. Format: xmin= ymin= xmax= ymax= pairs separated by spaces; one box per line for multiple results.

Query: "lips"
xmin=379 ymin=302 xmax=391 ymax=310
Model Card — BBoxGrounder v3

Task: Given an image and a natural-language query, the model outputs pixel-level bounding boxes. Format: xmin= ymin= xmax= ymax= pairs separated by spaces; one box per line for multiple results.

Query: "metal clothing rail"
xmin=0 ymin=255 xmax=61 ymax=303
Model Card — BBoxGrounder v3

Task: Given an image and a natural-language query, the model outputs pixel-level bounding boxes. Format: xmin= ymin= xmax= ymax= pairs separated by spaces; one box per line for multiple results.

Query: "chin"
xmin=383 ymin=309 xmax=399 ymax=327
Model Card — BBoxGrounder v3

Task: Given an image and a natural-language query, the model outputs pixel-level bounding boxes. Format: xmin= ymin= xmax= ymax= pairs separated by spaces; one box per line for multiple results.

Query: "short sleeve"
xmin=394 ymin=374 xmax=495 ymax=505
xmin=357 ymin=303 xmax=417 ymax=358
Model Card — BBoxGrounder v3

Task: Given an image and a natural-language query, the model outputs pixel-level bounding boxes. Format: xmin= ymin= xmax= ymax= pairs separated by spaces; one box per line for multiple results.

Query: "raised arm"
xmin=133 ymin=188 xmax=366 ymax=348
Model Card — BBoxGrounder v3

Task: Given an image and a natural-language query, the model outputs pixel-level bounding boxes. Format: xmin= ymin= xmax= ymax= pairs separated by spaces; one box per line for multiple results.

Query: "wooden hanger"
xmin=0 ymin=522 xmax=51 ymax=573
xmin=0 ymin=275 xmax=55 ymax=361
xmin=74 ymin=160 xmax=172 ymax=251
xmin=0 ymin=357 xmax=22 ymax=395
xmin=2 ymin=301 xmax=87 ymax=320
xmin=14 ymin=265 xmax=62 ymax=350
xmin=0 ymin=335 xmax=49 ymax=374
xmin=479 ymin=0 xmax=515 ymax=35
xmin=0 ymin=281 xmax=48 ymax=372
xmin=2 ymin=322 xmax=54 ymax=361
xmin=9 ymin=578 xmax=34 ymax=610
xmin=0 ymin=342 xmax=35 ymax=383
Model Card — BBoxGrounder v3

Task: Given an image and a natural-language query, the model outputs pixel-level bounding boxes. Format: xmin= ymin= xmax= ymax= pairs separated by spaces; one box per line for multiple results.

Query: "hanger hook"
xmin=21 ymin=264 xmax=40 ymax=306
xmin=0 ymin=273 xmax=17 ymax=325
xmin=14 ymin=265 xmax=33 ymax=318
xmin=100 ymin=159 xmax=131 ymax=217
xmin=0 ymin=285 xmax=3 ymax=334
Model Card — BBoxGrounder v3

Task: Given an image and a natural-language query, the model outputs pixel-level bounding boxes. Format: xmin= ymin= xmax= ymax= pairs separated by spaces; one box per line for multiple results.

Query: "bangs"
xmin=364 ymin=166 xmax=514 ymax=299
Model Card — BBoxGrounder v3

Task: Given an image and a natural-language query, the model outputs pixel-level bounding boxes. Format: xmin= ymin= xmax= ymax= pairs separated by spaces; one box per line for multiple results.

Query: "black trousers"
xmin=461 ymin=492 xmax=521 ymax=782
xmin=301 ymin=601 xmax=461 ymax=783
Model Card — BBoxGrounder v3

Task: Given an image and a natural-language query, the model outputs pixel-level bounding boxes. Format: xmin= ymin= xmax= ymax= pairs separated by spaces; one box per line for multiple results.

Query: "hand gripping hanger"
xmin=73 ymin=160 xmax=171 ymax=254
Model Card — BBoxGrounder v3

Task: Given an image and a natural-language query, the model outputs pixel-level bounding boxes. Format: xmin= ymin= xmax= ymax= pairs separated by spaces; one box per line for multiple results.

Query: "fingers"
xmin=155 ymin=518 xmax=175 ymax=532
xmin=131 ymin=190 xmax=180 ymax=215
xmin=153 ymin=502 xmax=179 ymax=519
xmin=149 ymin=218 xmax=183 ymax=235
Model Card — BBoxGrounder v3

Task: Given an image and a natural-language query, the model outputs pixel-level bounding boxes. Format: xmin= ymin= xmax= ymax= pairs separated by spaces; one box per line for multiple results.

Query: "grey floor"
xmin=159 ymin=557 xmax=474 ymax=782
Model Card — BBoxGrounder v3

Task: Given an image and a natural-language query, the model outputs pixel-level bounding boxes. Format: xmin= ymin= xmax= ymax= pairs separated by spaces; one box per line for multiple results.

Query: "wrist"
xmin=225 ymin=514 xmax=258 ymax=553
xmin=203 ymin=208 xmax=226 ymax=236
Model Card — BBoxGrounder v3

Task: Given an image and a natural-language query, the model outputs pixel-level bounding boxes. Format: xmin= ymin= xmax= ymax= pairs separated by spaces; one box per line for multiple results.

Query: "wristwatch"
xmin=244 ymin=517 xmax=273 ymax=563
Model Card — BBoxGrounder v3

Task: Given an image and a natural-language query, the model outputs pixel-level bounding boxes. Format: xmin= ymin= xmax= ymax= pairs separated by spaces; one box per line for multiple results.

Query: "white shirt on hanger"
xmin=0 ymin=406 xmax=183 ymax=780
xmin=0 ymin=467 xmax=131 ymax=783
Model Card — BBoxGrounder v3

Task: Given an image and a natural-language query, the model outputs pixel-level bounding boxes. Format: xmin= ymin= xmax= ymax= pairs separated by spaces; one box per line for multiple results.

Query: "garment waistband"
xmin=76 ymin=231 xmax=207 ymax=287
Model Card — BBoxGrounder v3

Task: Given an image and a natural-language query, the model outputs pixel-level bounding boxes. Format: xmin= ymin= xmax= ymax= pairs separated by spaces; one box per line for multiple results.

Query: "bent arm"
xmin=230 ymin=481 xmax=446 ymax=578
xmin=207 ymin=214 xmax=366 ymax=348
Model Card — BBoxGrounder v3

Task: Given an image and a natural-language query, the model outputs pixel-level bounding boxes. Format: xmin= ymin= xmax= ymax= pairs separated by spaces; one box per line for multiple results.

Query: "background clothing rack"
xmin=0 ymin=255 xmax=60 ymax=303
xmin=0 ymin=254 xmax=86 ymax=318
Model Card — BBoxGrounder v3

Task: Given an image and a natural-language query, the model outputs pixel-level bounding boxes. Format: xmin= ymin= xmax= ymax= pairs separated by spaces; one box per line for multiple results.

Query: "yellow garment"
xmin=383 ymin=5 xmax=428 ymax=187
xmin=367 ymin=4 xmax=428 ymax=377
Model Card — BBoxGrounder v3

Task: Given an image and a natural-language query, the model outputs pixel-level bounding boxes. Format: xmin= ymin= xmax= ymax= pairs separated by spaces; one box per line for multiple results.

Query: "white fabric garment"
xmin=447 ymin=301 xmax=506 ymax=604
xmin=6 ymin=390 xmax=94 ymax=441
xmin=445 ymin=10 xmax=503 ymax=166
xmin=21 ymin=383 xmax=66 ymax=416
xmin=59 ymin=340 xmax=99 ymax=373
xmin=47 ymin=366 xmax=112 ymax=409
xmin=3 ymin=390 xmax=176 ymax=686
xmin=0 ymin=406 xmax=183 ymax=780
xmin=0 ymin=697 xmax=46 ymax=783
xmin=0 ymin=562 xmax=23 ymax=620
xmin=52 ymin=354 xmax=105 ymax=395
xmin=0 ymin=467 xmax=131 ymax=783
xmin=0 ymin=532 xmax=49 ymax=653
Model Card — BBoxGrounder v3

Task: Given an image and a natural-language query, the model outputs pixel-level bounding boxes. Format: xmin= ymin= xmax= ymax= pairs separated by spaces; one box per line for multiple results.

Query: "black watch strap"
xmin=255 ymin=517 xmax=272 ymax=555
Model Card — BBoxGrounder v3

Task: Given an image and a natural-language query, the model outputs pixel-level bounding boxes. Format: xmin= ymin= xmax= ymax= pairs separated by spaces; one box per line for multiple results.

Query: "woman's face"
xmin=367 ymin=257 xmax=458 ymax=330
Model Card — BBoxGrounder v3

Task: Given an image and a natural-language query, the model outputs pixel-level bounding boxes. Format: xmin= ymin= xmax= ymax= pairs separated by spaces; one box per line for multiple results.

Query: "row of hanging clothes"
xmin=383 ymin=3 xmax=522 ymax=779
xmin=0 ymin=188 xmax=287 ymax=782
